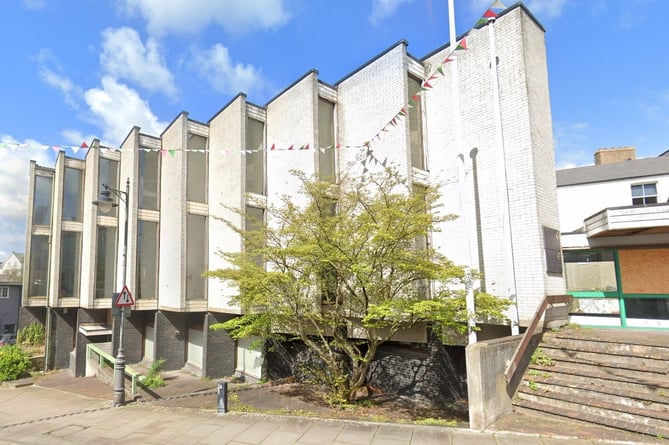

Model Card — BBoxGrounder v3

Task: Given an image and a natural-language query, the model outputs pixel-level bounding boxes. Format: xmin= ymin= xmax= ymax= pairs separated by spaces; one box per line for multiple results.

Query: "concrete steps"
xmin=514 ymin=327 xmax=669 ymax=439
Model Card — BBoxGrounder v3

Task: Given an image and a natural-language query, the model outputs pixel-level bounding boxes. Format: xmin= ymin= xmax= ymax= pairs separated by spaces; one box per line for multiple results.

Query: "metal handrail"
xmin=504 ymin=294 xmax=571 ymax=383
xmin=86 ymin=343 xmax=141 ymax=396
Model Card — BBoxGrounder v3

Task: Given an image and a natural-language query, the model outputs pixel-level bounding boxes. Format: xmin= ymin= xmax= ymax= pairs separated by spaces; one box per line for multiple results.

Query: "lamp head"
xmin=93 ymin=189 xmax=118 ymax=214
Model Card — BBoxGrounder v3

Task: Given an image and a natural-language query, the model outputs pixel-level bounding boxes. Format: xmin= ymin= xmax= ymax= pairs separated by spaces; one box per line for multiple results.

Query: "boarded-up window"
xmin=619 ymin=249 xmax=669 ymax=294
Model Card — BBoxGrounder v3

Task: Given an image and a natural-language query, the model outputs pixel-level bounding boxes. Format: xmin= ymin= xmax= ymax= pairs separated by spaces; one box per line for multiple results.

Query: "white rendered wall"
xmin=558 ymin=174 xmax=669 ymax=234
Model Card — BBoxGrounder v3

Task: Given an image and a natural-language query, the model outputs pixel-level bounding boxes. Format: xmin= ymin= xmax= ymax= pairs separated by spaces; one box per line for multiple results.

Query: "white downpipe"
xmin=488 ymin=20 xmax=520 ymax=336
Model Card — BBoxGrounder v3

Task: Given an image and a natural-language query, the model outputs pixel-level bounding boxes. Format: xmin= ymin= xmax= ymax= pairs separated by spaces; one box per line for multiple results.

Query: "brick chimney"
xmin=594 ymin=146 xmax=636 ymax=165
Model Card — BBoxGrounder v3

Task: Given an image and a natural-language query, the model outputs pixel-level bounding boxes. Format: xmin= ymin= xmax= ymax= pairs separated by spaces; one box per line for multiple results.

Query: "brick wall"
xmin=124 ymin=310 xmax=147 ymax=364
xmin=18 ymin=306 xmax=45 ymax=330
xmin=203 ymin=312 xmax=236 ymax=378
xmin=155 ymin=310 xmax=186 ymax=370
xmin=50 ymin=308 xmax=76 ymax=370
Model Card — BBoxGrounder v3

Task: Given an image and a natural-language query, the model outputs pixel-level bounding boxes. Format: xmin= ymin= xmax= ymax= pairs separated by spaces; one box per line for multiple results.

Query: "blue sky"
xmin=0 ymin=0 xmax=667 ymax=259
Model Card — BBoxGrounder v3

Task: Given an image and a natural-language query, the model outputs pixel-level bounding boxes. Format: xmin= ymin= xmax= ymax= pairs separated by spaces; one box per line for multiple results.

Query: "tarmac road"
xmin=0 ymin=381 xmax=655 ymax=444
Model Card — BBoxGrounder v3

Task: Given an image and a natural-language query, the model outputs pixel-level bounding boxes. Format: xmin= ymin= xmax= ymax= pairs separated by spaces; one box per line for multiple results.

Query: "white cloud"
xmin=192 ymin=44 xmax=266 ymax=96
xmin=369 ymin=0 xmax=415 ymax=26
xmin=22 ymin=0 xmax=46 ymax=10
xmin=525 ymin=0 xmax=568 ymax=19
xmin=84 ymin=76 xmax=167 ymax=146
xmin=39 ymin=67 xmax=83 ymax=108
xmin=0 ymin=135 xmax=53 ymax=259
xmin=100 ymin=27 xmax=177 ymax=97
xmin=117 ymin=0 xmax=291 ymax=36
xmin=553 ymin=121 xmax=592 ymax=168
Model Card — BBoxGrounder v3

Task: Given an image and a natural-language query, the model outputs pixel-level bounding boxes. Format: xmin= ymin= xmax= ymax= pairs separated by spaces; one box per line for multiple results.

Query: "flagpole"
xmin=448 ymin=0 xmax=477 ymax=345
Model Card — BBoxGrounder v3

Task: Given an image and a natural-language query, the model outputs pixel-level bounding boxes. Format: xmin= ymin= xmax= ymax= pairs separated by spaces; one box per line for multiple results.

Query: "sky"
xmin=0 ymin=0 xmax=667 ymax=259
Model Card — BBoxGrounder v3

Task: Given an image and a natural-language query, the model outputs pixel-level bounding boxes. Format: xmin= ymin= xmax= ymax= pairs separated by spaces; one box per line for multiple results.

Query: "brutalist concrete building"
xmin=21 ymin=4 xmax=564 ymax=391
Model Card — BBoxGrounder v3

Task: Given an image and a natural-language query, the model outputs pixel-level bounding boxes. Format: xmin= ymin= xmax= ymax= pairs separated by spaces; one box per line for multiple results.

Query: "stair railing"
xmin=504 ymin=294 xmax=571 ymax=383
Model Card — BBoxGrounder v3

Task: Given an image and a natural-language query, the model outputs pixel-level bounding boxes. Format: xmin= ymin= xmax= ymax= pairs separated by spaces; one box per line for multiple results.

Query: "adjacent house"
xmin=22 ymin=3 xmax=564 ymax=387
xmin=557 ymin=146 xmax=669 ymax=329
xmin=0 ymin=252 xmax=23 ymax=335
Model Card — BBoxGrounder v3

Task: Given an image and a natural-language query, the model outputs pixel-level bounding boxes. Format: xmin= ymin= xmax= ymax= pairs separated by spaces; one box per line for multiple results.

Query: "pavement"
xmin=0 ymin=371 xmax=659 ymax=445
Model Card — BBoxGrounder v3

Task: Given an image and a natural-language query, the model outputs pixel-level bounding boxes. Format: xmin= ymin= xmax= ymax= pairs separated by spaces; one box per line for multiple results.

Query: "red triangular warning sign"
xmin=115 ymin=285 xmax=134 ymax=306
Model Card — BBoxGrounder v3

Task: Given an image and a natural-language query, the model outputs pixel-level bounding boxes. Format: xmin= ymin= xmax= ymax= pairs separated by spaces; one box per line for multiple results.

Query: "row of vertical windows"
xmin=186 ymin=214 xmax=206 ymax=300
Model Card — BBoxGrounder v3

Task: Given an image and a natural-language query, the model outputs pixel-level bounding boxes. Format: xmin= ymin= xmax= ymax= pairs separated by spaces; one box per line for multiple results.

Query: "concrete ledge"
xmin=2 ymin=377 xmax=34 ymax=388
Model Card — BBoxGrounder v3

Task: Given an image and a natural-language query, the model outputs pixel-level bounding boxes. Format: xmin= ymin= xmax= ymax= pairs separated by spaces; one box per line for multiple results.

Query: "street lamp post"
xmin=93 ymin=177 xmax=130 ymax=407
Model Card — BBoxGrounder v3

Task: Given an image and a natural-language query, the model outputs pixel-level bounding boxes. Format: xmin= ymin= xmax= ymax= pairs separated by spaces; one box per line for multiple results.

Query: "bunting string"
xmin=0 ymin=1 xmax=506 ymax=164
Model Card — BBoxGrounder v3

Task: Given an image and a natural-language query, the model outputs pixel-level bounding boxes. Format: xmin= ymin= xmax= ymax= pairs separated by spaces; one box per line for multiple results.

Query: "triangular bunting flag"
xmin=491 ymin=0 xmax=506 ymax=10
xmin=483 ymin=8 xmax=497 ymax=18
xmin=81 ymin=141 xmax=89 ymax=149
xmin=288 ymin=144 xmax=294 ymax=150
xmin=456 ymin=38 xmax=467 ymax=50
xmin=169 ymin=150 xmax=176 ymax=157
xmin=270 ymin=143 xmax=276 ymax=150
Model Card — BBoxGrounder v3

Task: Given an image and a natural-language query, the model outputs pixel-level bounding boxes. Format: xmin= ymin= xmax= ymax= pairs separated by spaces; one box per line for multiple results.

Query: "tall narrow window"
xmin=63 ymin=167 xmax=83 ymax=222
xmin=631 ymin=183 xmax=657 ymax=205
xmin=28 ymin=235 xmax=49 ymax=297
xmin=187 ymin=135 xmax=207 ymax=203
xmin=139 ymin=149 xmax=159 ymax=210
xmin=408 ymin=76 xmax=425 ymax=170
xmin=318 ymin=99 xmax=336 ymax=183
xmin=95 ymin=227 xmax=117 ymax=298
xmin=98 ymin=158 xmax=119 ymax=217
xmin=186 ymin=214 xmax=206 ymax=300
xmin=137 ymin=220 xmax=158 ymax=300
xmin=246 ymin=118 xmax=265 ymax=195
xmin=60 ymin=231 xmax=81 ymax=299
xmin=33 ymin=175 xmax=53 ymax=226
xmin=245 ymin=206 xmax=265 ymax=267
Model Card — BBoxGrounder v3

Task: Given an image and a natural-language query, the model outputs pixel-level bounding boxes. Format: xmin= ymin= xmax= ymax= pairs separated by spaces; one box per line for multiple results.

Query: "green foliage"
xmin=208 ymin=167 xmax=510 ymax=403
xmin=140 ymin=358 xmax=166 ymax=388
xmin=530 ymin=348 xmax=555 ymax=367
xmin=0 ymin=345 xmax=32 ymax=381
xmin=527 ymin=380 xmax=539 ymax=391
xmin=17 ymin=322 xmax=45 ymax=346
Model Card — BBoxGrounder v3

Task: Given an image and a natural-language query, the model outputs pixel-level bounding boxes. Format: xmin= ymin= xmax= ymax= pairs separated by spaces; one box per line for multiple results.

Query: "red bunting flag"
xmin=304 ymin=143 xmax=309 ymax=150
xmin=270 ymin=143 xmax=276 ymax=150
xmin=456 ymin=38 xmax=467 ymax=50
xmin=483 ymin=8 xmax=497 ymax=18
xmin=288 ymin=144 xmax=294 ymax=150
xmin=422 ymin=81 xmax=433 ymax=89
xmin=81 ymin=141 xmax=89 ymax=149
xmin=412 ymin=95 xmax=421 ymax=102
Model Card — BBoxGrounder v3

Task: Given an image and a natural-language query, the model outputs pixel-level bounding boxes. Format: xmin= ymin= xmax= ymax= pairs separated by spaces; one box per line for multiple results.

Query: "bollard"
xmin=217 ymin=381 xmax=228 ymax=414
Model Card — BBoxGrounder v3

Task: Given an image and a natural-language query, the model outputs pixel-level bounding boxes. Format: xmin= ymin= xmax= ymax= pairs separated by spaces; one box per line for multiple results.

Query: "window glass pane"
xmin=139 ymin=150 xmax=159 ymax=210
xmin=60 ymin=232 xmax=81 ymax=298
xmin=137 ymin=220 xmax=158 ymax=300
xmin=187 ymin=135 xmax=207 ymax=203
xmin=631 ymin=185 xmax=643 ymax=197
xmin=408 ymin=76 xmax=425 ymax=170
xmin=245 ymin=206 xmax=265 ymax=267
xmin=95 ymin=227 xmax=116 ymax=298
xmin=318 ymin=99 xmax=336 ymax=183
xmin=626 ymin=298 xmax=669 ymax=320
xmin=563 ymin=250 xmax=617 ymax=292
xmin=186 ymin=214 xmax=206 ymax=300
xmin=63 ymin=168 xmax=83 ymax=222
xmin=33 ymin=175 xmax=52 ymax=226
xmin=98 ymin=158 xmax=119 ymax=217
xmin=644 ymin=183 xmax=657 ymax=195
xmin=246 ymin=118 xmax=265 ymax=195
xmin=28 ymin=235 xmax=49 ymax=297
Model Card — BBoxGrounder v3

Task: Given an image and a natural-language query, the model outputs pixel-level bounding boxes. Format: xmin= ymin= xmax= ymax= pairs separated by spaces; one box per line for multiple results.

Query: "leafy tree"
xmin=208 ymin=168 xmax=509 ymax=403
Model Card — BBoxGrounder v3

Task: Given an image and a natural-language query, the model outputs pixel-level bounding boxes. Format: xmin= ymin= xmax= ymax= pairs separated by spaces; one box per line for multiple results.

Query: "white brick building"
xmin=22 ymin=4 xmax=564 ymax=380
